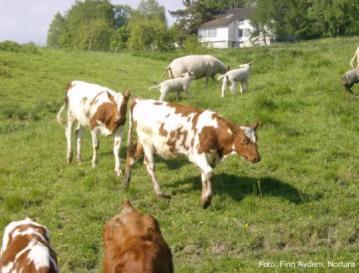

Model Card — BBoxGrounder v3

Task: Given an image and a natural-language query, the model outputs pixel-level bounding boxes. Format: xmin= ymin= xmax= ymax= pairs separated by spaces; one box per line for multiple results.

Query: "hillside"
xmin=0 ymin=37 xmax=358 ymax=273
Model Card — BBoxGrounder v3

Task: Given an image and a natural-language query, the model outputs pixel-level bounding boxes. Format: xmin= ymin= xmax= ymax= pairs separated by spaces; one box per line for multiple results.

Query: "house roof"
xmin=199 ymin=8 xmax=255 ymax=28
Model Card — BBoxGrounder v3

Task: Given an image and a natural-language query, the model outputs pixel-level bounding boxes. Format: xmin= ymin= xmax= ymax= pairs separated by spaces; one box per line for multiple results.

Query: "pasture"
xmin=0 ymin=37 xmax=358 ymax=272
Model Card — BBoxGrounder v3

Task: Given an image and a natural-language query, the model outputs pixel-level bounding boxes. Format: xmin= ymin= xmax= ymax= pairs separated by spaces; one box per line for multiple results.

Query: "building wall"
xmin=198 ymin=19 xmax=272 ymax=48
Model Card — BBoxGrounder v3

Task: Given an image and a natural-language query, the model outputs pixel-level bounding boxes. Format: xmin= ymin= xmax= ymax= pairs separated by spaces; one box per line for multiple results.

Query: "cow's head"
xmin=234 ymin=122 xmax=260 ymax=163
xmin=105 ymin=91 xmax=130 ymax=132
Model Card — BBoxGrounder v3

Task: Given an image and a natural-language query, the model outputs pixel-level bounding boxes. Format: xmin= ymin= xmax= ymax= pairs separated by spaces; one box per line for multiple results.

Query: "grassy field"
xmin=0 ymin=37 xmax=358 ymax=273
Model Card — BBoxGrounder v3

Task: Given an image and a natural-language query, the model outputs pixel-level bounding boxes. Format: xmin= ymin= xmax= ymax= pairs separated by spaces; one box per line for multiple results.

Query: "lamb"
xmin=149 ymin=72 xmax=195 ymax=101
xmin=164 ymin=55 xmax=228 ymax=90
xmin=218 ymin=62 xmax=252 ymax=97
xmin=350 ymin=47 xmax=359 ymax=68
xmin=342 ymin=68 xmax=359 ymax=93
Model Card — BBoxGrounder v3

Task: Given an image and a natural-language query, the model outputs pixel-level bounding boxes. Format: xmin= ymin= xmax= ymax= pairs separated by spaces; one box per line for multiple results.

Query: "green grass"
xmin=0 ymin=37 xmax=358 ymax=273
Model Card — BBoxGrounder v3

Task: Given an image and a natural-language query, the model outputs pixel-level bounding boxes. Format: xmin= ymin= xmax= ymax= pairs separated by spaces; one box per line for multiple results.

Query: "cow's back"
xmin=132 ymin=99 xmax=202 ymax=158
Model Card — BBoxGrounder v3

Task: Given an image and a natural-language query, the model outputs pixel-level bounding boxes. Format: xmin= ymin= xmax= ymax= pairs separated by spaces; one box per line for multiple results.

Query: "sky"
xmin=0 ymin=0 xmax=184 ymax=46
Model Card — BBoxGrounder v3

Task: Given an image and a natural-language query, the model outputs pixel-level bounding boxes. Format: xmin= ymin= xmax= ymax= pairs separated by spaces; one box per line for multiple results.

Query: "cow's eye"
xmin=241 ymin=138 xmax=248 ymax=144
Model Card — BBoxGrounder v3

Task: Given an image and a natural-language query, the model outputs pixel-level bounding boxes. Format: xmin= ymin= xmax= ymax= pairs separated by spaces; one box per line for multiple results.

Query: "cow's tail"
xmin=56 ymin=82 xmax=72 ymax=127
xmin=126 ymin=100 xmax=134 ymax=148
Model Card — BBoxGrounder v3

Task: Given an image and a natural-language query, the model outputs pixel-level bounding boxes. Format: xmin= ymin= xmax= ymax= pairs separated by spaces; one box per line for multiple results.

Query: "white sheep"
xmin=164 ymin=55 xmax=228 ymax=90
xmin=218 ymin=63 xmax=252 ymax=97
xmin=149 ymin=72 xmax=195 ymax=101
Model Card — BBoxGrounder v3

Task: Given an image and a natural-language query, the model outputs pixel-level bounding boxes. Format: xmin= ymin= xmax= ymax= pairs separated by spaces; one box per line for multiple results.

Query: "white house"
xmin=198 ymin=8 xmax=272 ymax=48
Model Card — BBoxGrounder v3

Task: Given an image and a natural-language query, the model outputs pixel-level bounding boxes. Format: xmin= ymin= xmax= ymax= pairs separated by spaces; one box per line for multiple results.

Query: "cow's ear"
xmin=251 ymin=121 xmax=259 ymax=130
xmin=122 ymin=200 xmax=133 ymax=209
xmin=107 ymin=91 xmax=116 ymax=104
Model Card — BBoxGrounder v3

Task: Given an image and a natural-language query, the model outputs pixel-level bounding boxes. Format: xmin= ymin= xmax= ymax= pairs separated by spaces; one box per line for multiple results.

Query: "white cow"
xmin=124 ymin=99 xmax=260 ymax=208
xmin=57 ymin=81 xmax=130 ymax=176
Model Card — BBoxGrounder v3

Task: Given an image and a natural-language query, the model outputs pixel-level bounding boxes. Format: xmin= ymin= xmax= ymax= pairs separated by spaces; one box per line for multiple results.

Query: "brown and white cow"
xmin=57 ymin=81 xmax=130 ymax=176
xmin=103 ymin=201 xmax=173 ymax=273
xmin=0 ymin=218 xmax=59 ymax=273
xmin=124 ymin=99 xmax=260 ymax=208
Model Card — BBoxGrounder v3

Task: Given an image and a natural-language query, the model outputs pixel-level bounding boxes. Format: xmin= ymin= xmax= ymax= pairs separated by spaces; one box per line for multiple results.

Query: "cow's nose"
xmin=252 ymin=156 xmax=260 ymax=163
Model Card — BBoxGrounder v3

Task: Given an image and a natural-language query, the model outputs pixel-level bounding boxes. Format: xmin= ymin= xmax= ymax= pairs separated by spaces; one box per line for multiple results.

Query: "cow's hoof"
xmin=201 ymin=197 xmax=212 ymax=209
xmin=115 ymin=169 xmax=123 ymax=177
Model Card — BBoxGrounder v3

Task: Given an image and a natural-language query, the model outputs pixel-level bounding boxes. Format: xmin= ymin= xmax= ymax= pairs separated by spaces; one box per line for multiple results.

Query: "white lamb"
xmin=218 ymin=63 xmax=252 ymax=97
xmin=149 ymin=71 xmax=195 ymax=101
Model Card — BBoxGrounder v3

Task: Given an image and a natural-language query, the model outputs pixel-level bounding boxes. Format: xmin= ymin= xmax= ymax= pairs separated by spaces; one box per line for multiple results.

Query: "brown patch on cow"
xmin=197 ymin=115 xmax=237 ymax=158
xmin=64 ymin=82 xmax=74 ymax=106
xmin=159 ymin=123 xmax=168 ymax=137
xmin=118 ymin=91 xmax=131 ymax=126
xmin=165 ymin=127 xmax=188 ymax=153
xmin=90 ymin=103 xmax=119 ymax=132
xmin=170 ymin=102 xmax=203 ymax=117
xmin=103 ymin=201 xmax=173 ymax=273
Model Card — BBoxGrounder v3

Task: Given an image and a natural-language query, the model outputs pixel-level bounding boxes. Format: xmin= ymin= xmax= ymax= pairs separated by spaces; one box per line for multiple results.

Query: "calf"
xmin=218 ymin=63 xmax=252 ymax=97
xmin=57 ymin=81 xmax=130 ymax=176
xmin=103 ymin=201 xmax=173 ymax=273
xmin=124 ymin=99 xmax=260 ymax=208
xmin=0 ymin=218 xmax=59 ymax=273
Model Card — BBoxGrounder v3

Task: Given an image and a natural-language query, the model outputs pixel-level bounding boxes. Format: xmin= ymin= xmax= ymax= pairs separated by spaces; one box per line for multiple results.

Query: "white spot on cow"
xmin=240 ymin=126 xmax=256 ymax=143
xmin=1 ymin=262 xmax=14 ymax=273
xmin=27 ymin=240 xmax=51 ymax=270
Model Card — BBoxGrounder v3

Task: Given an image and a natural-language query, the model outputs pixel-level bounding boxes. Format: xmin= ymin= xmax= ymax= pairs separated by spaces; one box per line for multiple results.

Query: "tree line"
xmin=47 ymin=0 xmax=359 ymax=52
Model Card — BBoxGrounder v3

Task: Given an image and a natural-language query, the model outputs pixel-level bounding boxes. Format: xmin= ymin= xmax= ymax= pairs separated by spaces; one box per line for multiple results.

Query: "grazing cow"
xmin=103 ymin=201 xmax=173 ymax=273
xmin=57 ymin=81 xmax=130 ymax=176
xmin=124 ymin=99 xmax=260 ymax=208
xmin=0 ymin=218 xmax=59 ymax=273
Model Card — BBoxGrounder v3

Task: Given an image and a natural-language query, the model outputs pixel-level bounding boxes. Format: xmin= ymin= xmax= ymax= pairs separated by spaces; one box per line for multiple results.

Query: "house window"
xmin=238 ymin=29 xmax=243 ymax=37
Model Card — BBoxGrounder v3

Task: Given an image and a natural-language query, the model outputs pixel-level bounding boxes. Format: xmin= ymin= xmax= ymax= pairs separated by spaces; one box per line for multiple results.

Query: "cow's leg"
xmin=205 ymin=76 xmax=209 ymax=91
xmin=193 ymin=155 xmax=214 ymax=208
xmin=143 ymin=146 xmax=169 ymax=198
xmin=123 ymin=141 xmax=144 ymax=188
xmin=91 ymin=130 xmax=99 ymax=168
xmin=75 ymin=124 xmax=83 ymax=163
xmin=243 ymin=79 xmax=248 ymax=92
xmin=113 ymin=127 xmax=123 ymax=176
xmin=65 ymin=112 xmax=75 ymax=163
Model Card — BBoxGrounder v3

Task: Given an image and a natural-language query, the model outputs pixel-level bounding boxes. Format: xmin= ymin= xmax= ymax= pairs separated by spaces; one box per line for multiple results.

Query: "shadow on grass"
xmin=168 ymin=173 xmax=310 ymax=204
